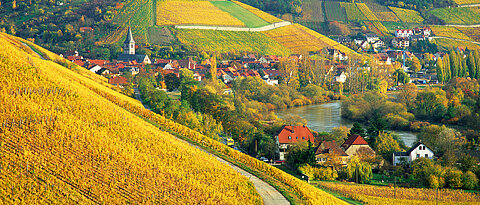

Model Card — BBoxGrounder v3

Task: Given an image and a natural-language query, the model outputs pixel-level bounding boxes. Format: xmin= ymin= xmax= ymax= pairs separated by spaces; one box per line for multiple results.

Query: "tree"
xmin=331 ymin=126 xmax=350 ymax=145
xmin=445 ymin=168 xmax=463 ymax=189
xmin=210 ymin=55 xmax=217 ymax=82
xmin=475 ymin=50 xmax=480 ymax=79
xmin=393 ymin=69 xmax=409 ymax=85
xmin=411 ymin=57 xmax=422 ymax=73
xmin=467 ymin=52 xmax=477 ymax=79
xmin=375 ymin=131 xmax=403 ymax=161
xmin=462 ymin=171 xmax=478 ymax=190
xmin=436 ymin=58 xmax=445 ymax=83
xmin=344 ymin=156 xmax=372 ymax=184
xmin=397 ymin=83 xmax=417 ymax=109
xmin=164 ymin=73 xmax=180 ymax=91
xmin=349 ymin=122 xmax=366 ymax=137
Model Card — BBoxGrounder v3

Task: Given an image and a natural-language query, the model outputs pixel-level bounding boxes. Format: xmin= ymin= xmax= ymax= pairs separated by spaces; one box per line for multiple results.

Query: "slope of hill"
xmin=0 ymin=32 xmax=262 ymax=204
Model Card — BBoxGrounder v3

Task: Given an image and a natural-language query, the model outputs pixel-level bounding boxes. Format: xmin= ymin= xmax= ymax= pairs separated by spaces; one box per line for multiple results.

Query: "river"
xmin=275 ymin=101 xmax=418 ymax=147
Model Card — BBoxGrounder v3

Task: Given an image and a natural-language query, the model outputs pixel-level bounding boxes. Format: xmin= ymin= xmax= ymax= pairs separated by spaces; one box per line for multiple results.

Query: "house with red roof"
xmin=315 ymin=141 xmax=348 ymax=166
xmin=341 ymin=134 xmax=375 ymax=157
xmin=276 ymin=125 xmax=315 ymax=160
xmin=108 ymin=76 xmax=128 ymax=87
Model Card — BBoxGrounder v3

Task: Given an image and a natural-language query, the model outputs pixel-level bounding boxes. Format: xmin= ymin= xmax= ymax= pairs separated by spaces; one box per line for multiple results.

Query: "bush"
xmin=462 ymin=171 xmax=479 ymax=190
xmin=299 ymin=164 xmax=338 ymax=181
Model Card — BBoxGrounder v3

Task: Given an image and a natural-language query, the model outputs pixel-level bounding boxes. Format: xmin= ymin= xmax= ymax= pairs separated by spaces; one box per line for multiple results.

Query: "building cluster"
xmin=274 ymin=125 xmax=435 ymax=167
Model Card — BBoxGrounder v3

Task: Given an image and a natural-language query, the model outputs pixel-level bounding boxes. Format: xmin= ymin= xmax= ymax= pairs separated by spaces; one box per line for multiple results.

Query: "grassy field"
xmin=211 ymin=1 xmax=269 ymax=28
xmin=300 ymin=0 xmax=325 ymax=22
xmin=325 ymin=1 xmax=348 ymax=22
xmin=341 ymin=2 xmax=368 ymax=21
xmin=232 ymin=0 xmax=283 ymax=23
xmin=429 ymin=6 xmax=480 ymax=25
xmin=389 ymin=6 xmax=424 ymax=23
xmin=174 ymin=28 xmax=290 ymax=55
xmin=156 ymin=1 xmax=245 ymax=26
xmin=318 ymin=181 xmax=480 ymax=205
xmin=431 ymin=26 xmax=473 ymax=41
xmin=453 ymin=0 xmax=480 ymax=5
xmin=457 ymin=27 xmax=480 ymax=42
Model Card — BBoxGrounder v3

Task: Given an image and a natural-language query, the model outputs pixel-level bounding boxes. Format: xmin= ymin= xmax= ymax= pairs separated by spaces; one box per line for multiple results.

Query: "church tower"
xmin=124 ymin=27 xmax=135 ymax=55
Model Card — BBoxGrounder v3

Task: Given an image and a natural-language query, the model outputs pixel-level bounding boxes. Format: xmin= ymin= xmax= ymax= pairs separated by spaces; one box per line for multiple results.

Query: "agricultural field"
xmin=263 ymin=24 xmax=356 ymax=55
xmin=325 ymin=1 xmax=348 ymax=22
xmin=0 ymin=32 xmax=263 ymax=204
xmin=457 ymin=27 xmax=480 ymax=42
xmin=374 ymin=12 xmax=399 ymax=22
xmin=429 ymin=6 xmax=480 ymax=25
xmin=389 ymin=7 xmax=424 ymax=23
xmin=211 ymin=1 xmax=269 ymax=28
xmin=299 ymin=0 xmax=325 ymax=22
xmin=174 ymin=29 xmax=290 ymax=56
xmin=147 ymin=26 xmax=175 ymax=45
xmin=356 ymin=3 xmax=379 ymax=21
xmin=363 ymin=0 xmax=390 ymax=12
xmin=113 ymin=0 xmax=153 ymax=27
xmin=365 ymin=21 xmax=390 ymax=36
xmin=232 ymin=0 xmax=283 ymax=23
xmin=431 ymin=26 xmax=473 ymax=41
xmin=341 ymin=2 xmax=368 ymax=21
xmin=317 ymin=181 xmax=480 ymax=204
xmin=453 ymin=0 xmax=480 ymax=5
xmin=156 ymin=1 xmax=245 ymax=26
xmin=434 ymin=38 xmax=480 ymax=50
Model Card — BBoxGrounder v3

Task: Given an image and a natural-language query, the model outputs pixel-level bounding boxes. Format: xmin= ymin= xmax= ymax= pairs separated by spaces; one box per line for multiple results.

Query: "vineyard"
xmin=325 ymin=1 xmax=348 ymax=22
xmin=340 ymin=2 xmax=368 ymax=21
xmin=113 ymin=0 xmax=153 ymax=27
xmin=374 ymin=12 xmax=400 ymax=22
xmin=0 ymin=32 xmax=263 ymax=204
xmin=298 ymin=0 xmax=325 ymax=22
xmin=364 ymin=21 xmax=390 ymax=37
xmin=429 ymin=6 xmax=480 ymax=25
xmin=356 ymin=3 xmax=379 ymax=21
xmin=453 ymin=0 xmax=480 ymax=4
xmin=434 ymin=38 xmax=480 ymax=50
xmin=210 ymin=1 xmax=269 ymax=28
xmin=232 ymin=0 xmax=283 ymax=23
xmin=431 ymin=26 xmax=473 ymax=41
xmin=317 ymin=181 xmax=480 ymax=204
xmin=389 ymin=7 xmax=424 ymax=23
xmin=174 ymin=28 xmax=290 ymax=56
xmin=0 ymin=32 xmax=351 ymax=204
xmin=457 ymin=27 xmax=480 ymax=42
xmin=156 ymin=1 xmax=245 ymax=27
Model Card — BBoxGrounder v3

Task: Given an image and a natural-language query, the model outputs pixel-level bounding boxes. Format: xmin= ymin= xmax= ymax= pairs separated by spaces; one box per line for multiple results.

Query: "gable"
xmin=277 ymin=126 xmax=314 ymax=144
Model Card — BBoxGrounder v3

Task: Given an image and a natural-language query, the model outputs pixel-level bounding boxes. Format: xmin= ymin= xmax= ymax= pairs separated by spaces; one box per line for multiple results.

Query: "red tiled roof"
xmin=73 ymin=60 xmax=84 ymax=67
xmin=315 ymin=141 xmax=348 ymax=156
xmin=89 ymin=60 xmax=108 ymax=66
xmin=109 ymin=76 xmax=127 ymax=85
xmin=277 ymin=125 xmax=314 ymax=144
xmin=341 ymin=134 xmax=368 ymax=150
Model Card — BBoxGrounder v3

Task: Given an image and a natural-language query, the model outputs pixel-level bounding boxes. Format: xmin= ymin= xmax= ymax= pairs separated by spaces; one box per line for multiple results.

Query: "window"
xmin=417 ymin=154 xmax=420 ymax=158
xmin=288 ymin=136 xmax=291 ymax=140
xmin=131 ymin=45 xmax=134 ymax=48
xmin=425 ymin=154 xmax=428 ymax=157
xmin=296 ymin=137 xmax=298 ymax=140
xmin=302 ymin=137 xmax=305 ymax=140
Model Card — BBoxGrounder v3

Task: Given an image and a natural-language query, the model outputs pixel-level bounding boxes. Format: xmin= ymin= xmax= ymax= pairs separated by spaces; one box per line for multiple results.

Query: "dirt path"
xmin=135 ymin=88 xmax=290 ymax=205
xmin=175 ymin=21 xmax=292 ymax=32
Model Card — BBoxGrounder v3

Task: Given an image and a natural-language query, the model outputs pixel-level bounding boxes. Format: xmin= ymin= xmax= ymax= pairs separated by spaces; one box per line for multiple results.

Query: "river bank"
xmin=275 ymin=101 xmax=418 ymax=147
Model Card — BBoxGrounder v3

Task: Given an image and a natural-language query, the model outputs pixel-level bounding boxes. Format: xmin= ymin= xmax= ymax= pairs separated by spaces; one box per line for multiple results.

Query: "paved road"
xmin=442 ymin=24 xmax=480 ymax=27
xmin=458 ymin=3 xmax=480 ymax=7
xmin=134 ymin=88 xmax=289 ymax=205
xmin=175 ymin=21 xmax=292 ymax=32
xmin=431 ymin=36 xmax=480 ymax=45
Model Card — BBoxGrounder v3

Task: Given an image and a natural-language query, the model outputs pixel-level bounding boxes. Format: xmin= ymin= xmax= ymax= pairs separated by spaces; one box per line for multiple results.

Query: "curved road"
xmin=133 ymin=88 xmax=289 ymax=205
xmin=175 ymin=21 xmax=292 ymax=32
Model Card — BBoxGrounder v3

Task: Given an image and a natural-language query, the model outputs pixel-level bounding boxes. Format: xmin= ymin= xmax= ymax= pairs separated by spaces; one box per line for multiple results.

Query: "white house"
xmin=395 ymin=29 xmax=414 ymax=38
xmin=365 ymin=34 xmax=379 ymax=43
xmin=89 ymin=65 xmax=102 ymax=73
xmin=393 ymin=142 xmax=434 ymax=166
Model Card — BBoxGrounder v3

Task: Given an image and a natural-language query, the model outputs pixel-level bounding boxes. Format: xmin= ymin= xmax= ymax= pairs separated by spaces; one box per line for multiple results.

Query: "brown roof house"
xmin=315 ymin=141 xmax=348 ymax=167
xmin=109 ymin=76 xmax=128 ymax=88
xmin=341 ymin=134 xmax=375 ymax=158
xmin=276 ymin=125 xmax=315 ymax=160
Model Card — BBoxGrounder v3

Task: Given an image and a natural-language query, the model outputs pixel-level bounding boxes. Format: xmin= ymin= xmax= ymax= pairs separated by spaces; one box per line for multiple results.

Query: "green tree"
xmin=374 ymin=131 xmax=403 ymax=161
xmin=436 ymin=58 xmax=445 ymax=83
xmin=445 ymin=168 xmax=463 ymax=189
xmin=349 ymin=122 xmax=366 ymax=137
xmin=462 ymin=171 xmax=478 ymax=190
xmin=467 ymin=52 xmax=477 ymax=79
xmin=475 ymin=50 xmax=480 ymax=79
xmin=164 ymin=73 xmax=180 ymax=91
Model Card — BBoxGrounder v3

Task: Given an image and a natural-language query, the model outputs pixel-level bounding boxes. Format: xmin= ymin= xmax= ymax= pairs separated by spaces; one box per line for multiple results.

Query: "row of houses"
xmin=275 ymin=125 xmax=434 ymax=166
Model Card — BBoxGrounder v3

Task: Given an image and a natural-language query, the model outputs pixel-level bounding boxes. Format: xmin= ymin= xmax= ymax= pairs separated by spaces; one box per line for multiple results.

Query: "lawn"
xmin=389 ymin=6 xmax=424 ymax=23
xmin=211 ymin=1 xmax=270 ymax=28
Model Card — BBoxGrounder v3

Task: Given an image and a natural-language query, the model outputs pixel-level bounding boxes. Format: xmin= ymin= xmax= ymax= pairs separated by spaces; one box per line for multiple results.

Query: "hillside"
xmin=0 ymin=32 xmax=262 ymax=204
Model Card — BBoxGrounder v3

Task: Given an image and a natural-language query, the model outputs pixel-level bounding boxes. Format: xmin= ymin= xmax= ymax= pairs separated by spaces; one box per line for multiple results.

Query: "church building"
xmin=117 ymin=27 xmax=151 ymax=64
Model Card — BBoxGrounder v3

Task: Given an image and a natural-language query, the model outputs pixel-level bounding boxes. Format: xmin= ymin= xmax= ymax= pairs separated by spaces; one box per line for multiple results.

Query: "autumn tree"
xmin=397 ymin=83 xmax=417 ymax=109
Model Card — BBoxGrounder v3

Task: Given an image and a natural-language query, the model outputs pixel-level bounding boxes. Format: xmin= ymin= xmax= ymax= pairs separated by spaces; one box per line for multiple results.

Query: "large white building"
xmin=393 ymin=142 xmax=434 ymax=166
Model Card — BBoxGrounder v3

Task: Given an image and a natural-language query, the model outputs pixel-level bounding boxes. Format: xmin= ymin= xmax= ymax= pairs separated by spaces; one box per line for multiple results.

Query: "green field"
xmin=429 ymin=6 xmax=480 ymax=25
xmin=325 ymin=1 xmax=347 ymax=22
xmin=211 ymin=1 xmax=269 ymax=28
xmin=174 ymin=28 xmax=290 ymax=55
xmin=389 ymin=6 xmax=424 ymax=23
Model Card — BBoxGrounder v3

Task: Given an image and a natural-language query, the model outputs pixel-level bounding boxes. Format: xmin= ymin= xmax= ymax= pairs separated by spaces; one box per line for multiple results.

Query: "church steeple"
xmin=124 ymin=26 xmax=135 ymax=55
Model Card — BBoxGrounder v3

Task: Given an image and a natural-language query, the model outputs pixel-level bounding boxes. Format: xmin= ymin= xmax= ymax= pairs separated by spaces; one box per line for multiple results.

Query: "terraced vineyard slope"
xmin=0 ymin=32 xmax=262 ymax=204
